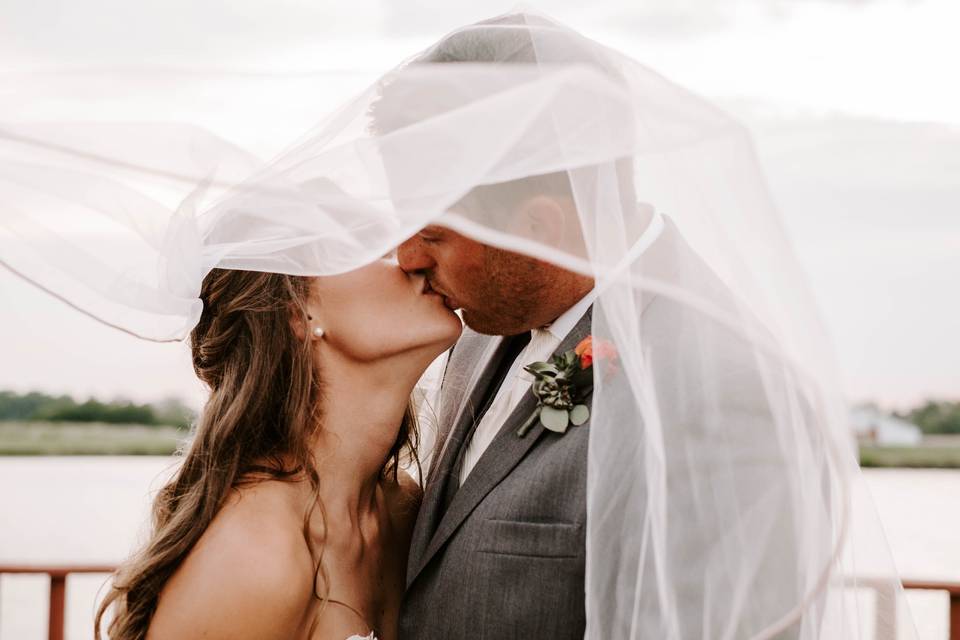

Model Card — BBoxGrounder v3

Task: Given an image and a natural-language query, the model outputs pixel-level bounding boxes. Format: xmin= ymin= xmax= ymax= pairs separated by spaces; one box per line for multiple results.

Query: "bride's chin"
xmin=429 ymin=322 xmax=463 ymax=354
xmin=426 ymin=302 xmax=464 ymax=334
xmin=442 ymin=314 xmax=464 ymax=342
xmin=433 ymin=327 xmax=462 ymax=352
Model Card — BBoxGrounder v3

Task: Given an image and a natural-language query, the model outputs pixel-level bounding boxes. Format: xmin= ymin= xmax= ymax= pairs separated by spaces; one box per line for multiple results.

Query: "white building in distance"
xmin=851 ymin=406 xmax=923 ymax=447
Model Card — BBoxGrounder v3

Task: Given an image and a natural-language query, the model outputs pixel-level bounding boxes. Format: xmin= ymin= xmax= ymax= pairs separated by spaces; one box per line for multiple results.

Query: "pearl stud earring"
xmin=312 ymin=327 xmax=325 ymax=338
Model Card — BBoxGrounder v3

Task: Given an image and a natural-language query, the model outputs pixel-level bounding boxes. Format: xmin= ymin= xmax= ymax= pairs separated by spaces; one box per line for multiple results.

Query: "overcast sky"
xmin=2 ymin=0 xmax=957 ymax=410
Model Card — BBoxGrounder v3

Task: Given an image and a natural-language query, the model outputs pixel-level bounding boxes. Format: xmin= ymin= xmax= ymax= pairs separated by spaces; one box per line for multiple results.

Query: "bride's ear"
xmin=291 ymin=279 xmax=325 ymax=342
xmin=288 ymin=303 xmax=311 ymax=341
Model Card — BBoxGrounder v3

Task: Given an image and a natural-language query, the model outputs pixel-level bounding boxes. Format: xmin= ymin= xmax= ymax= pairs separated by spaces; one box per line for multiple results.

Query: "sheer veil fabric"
xmin=0 ymin=11 xmax=914 ymax=639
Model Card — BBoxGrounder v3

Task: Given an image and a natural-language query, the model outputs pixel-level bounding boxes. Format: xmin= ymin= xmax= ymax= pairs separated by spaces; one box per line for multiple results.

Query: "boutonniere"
xmin=516 ymin=335 xmax=617 ymax=437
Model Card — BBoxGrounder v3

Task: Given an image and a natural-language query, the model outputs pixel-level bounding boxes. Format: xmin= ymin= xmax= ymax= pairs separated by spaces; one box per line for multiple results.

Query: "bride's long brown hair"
xmin=95 ymin=268 xmax=418 ymax=639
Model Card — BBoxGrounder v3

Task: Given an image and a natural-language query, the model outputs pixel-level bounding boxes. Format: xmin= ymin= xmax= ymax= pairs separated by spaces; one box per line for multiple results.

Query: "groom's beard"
xmin=422 ymin=244 xmax=563 ymax=335
xmin=435 ymin=288 xmax=543 ymax=337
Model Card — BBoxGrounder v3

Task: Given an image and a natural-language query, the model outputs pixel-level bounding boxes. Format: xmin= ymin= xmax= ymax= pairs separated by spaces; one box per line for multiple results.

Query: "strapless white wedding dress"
xmin=345 ymin=635 xmax=376 ymax=640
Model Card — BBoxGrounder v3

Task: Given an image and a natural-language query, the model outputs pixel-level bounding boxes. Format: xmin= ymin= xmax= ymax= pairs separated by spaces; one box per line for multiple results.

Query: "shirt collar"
xmin=540 ymin=288 xmax=595 ymax=342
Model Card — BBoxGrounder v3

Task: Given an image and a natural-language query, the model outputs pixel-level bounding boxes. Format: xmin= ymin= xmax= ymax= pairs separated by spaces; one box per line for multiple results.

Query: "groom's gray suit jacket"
xmin=399 ymin=218 xmax=814 ymax=639
xmin=399 ymin=308 xmax=594 ymax=640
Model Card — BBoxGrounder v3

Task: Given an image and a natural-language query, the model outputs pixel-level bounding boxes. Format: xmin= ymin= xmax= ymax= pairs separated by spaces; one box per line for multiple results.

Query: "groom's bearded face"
xmin=396 ymin=225 xmax=571 ymax=336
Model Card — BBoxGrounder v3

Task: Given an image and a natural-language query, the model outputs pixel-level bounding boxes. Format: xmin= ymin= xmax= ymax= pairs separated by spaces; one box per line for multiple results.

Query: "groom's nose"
xmin=397 ymin=236 xmax=434 ymax=274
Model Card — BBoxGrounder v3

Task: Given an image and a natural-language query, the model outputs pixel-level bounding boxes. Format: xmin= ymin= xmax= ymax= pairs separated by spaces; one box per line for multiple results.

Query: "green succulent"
xmin=518 ymin=348 xmax=593 ymax=438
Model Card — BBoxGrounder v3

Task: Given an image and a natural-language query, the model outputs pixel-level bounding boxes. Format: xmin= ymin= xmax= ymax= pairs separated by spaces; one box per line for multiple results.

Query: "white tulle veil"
xmin=0 ymin=10 xmax=915 ymax=639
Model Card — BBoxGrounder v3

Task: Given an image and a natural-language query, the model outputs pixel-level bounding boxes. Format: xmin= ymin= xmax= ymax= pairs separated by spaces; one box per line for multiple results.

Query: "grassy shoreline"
xmin=858 ymin=444 xmax=960 ymax=469
xmin=0 ymin=421 xmax=185 ymax=456
xmin=4 ymin=421 xmax=960 ymax=467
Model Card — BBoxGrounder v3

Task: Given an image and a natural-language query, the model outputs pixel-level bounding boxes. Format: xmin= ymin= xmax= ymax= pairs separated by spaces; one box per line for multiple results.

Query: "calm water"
xmin=0 ymin=457 xmax=956 ymax=639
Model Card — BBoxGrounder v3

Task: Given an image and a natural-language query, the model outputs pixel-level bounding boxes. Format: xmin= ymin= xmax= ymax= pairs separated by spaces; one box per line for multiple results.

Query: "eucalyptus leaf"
xmin=525 ymin=362 xmax=554 ymax=375
xmin=540 ymin=406 xmax=569 ymax=433
xmin=570 ymin=404 xmax=590 ymax=426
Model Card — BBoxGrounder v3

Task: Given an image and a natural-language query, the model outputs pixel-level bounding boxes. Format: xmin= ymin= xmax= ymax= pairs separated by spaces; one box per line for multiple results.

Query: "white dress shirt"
xmin=458 ymin=291 xmax=595 ymax=484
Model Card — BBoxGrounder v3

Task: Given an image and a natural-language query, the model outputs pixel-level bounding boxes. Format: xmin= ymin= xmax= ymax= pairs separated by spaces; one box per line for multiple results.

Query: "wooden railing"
xmin=902 ymin=580 xmax=960 ymax=639
xmin=0 ymin=564 xmax=116 ymax=640
xmin=0 ymin=565 xmax=958 ymax=639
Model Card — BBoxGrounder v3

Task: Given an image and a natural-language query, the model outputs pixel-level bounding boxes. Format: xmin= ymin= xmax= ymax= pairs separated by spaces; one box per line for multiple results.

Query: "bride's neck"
xmin=308 ymin=354 xmax=418 ymax=523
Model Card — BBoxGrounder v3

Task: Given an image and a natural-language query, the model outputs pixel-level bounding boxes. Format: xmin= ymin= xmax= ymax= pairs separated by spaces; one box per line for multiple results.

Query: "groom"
xmin=395 ymin=204 xmax=809 ymax=640
xmin=390 ymin=14 xmax=809 ymax=640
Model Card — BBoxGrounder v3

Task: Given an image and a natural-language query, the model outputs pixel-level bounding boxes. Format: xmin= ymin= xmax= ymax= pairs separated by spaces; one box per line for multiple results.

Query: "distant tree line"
xmin=895 ymin=400 xmax=960 ymax=435
xmin=0 ymin=390 xmax=195 ymax=429
xmin=2 ymin=389 xmax=956 ymax=435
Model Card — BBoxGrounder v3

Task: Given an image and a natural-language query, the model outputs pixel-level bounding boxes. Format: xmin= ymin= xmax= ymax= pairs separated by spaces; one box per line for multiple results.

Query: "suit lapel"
xmin=407 ymin=307 xmax=593 ymax=588
xmin=424 ymin=335 xmax=500 ymax=488
xmin=407 ymin=333 xmax=507 ymax=584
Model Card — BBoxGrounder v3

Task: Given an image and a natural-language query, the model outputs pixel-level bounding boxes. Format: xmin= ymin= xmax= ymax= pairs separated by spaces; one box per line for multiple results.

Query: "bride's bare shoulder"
xmin=148 ymin=481 xmax=314 ymax=640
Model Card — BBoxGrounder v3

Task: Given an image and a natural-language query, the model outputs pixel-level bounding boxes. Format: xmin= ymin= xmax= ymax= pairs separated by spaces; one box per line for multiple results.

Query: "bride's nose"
xmin=379 ymin=257 xmax=414 ymax=285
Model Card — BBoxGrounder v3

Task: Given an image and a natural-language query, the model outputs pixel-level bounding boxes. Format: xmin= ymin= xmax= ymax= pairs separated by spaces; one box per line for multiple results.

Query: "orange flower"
xmin=574 ymin=336 xmax=594 ymax=369
xmin=574 ymin=335 xmax=617 ymax=370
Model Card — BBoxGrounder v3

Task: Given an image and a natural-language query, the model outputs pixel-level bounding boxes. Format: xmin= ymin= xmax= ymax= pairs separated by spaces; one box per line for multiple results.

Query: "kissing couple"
xmin=3 ymin=10 xmax=873 ymax=640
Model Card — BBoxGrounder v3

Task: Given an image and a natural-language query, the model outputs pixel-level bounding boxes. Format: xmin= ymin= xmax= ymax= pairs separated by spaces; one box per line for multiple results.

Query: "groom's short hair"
xmin=368 ymin=14 xmax=637 ymax=225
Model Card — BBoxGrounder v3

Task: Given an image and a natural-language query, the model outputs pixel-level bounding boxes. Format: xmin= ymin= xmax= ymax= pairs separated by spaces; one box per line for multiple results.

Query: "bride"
xmin=95 ymin=261 xmax=462 ymax=639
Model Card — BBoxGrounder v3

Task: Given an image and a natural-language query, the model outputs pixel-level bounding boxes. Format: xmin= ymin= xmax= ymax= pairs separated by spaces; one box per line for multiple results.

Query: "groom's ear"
xmin=515 ymin=195 xmax=566 ymax=249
